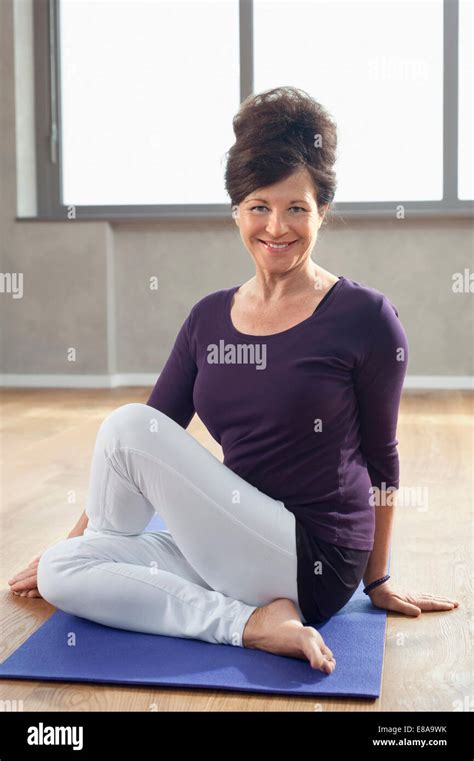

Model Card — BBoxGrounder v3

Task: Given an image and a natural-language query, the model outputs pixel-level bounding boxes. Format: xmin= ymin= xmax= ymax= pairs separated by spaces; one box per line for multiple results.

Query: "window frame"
xmin=29 ymin=0 xmax=472 ymax=221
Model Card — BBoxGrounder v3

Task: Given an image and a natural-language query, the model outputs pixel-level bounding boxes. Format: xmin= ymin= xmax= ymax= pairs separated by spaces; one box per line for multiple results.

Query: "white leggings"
xmin=37 ymin=403 xmax=305 ymax=648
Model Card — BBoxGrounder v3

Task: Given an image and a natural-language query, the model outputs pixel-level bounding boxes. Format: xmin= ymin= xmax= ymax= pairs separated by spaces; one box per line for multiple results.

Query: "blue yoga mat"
xmin=0 ymin=514 xmax=387 ymax=698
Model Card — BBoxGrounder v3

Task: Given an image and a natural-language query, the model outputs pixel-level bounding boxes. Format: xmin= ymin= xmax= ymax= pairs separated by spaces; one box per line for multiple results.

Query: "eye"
xmin=249 ymin=205 xmax=307 ymax=213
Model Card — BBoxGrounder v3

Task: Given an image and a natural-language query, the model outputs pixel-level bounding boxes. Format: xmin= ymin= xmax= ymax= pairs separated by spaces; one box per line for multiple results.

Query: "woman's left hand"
xmin=368 ymin=581 xmax=460 ymax=616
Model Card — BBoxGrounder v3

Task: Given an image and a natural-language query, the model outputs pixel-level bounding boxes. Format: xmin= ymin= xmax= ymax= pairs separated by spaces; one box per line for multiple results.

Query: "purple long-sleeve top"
xmin=146 ymin=275 xmax=409 ymax=619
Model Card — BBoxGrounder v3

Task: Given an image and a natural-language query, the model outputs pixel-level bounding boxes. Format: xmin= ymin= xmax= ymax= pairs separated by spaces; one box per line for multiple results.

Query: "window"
xmin=31 ymin=0 xmax=473 ymax=219
xmin=59 ymin=0 xmax=240 ymax=206
xmin=254 ymin=0 xmax=443 ymax=202
xmin=458 ymin=0 xmax=473 ymax=199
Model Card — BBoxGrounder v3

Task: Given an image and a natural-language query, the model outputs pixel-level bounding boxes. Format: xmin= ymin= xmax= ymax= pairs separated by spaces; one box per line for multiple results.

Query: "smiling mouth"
xmin=258 ymin=239 xmax=298 ymax=251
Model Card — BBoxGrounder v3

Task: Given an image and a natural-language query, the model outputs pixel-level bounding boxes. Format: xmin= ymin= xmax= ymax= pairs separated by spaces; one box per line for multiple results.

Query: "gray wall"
xmin=1 ymin=0 xmax=472 ymax=384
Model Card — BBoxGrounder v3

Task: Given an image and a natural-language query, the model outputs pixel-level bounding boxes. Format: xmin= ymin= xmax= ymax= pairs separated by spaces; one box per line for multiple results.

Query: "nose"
xmin=264 ymin=212 xmax=290 ymax=238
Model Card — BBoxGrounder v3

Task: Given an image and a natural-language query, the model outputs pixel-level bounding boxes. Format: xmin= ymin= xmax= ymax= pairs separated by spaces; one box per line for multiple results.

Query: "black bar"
xmin=0 ymin=709 xmax=472 ymax=758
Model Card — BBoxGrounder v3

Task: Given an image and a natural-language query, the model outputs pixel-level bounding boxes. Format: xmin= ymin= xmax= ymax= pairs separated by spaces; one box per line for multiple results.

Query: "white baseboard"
xmin=0 ymin=374 xmax=157 ymax=388
xmin=403 ymin=376 xmax=473 ymax=390
xmin=0 ymin=374 xmax=473 ymax=390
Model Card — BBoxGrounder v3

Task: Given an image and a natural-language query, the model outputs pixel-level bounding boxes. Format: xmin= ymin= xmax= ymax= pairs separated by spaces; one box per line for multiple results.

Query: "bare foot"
xmin=242 ymin=598 xmax=336 ymax=674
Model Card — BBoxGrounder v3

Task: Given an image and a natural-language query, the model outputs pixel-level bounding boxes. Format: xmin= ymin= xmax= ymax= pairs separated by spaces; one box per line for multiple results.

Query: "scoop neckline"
xmin=225 ymin=275 xmax=346 ymax=339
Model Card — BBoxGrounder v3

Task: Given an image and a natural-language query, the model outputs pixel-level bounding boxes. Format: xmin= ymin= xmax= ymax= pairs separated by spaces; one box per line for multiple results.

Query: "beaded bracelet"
xmin=363 ymin=574 xmax=391 ymax=595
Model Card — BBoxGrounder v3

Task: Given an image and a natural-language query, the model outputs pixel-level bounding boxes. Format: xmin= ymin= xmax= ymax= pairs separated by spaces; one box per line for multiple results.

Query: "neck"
xmin=251 ymin=259 xmax=326 ymax=302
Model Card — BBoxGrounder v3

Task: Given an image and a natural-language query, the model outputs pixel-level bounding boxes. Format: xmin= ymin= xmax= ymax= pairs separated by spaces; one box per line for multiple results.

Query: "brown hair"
xmin=224 ymin=86 xmax=338 ymax=223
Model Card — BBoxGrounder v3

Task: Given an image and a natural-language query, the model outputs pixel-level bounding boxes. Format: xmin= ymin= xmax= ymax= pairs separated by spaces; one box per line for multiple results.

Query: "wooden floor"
xmin=0 ymin=388 xmax=471 ymax=711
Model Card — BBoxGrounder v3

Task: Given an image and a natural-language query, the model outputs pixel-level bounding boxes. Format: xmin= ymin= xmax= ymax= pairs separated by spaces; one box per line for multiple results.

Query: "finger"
xmin=416 ymin=599 xmax=456 ymax=612
xmin=391 ymin=598 xmax=422 ymax=616
xmin=423 ymin=596 xmax=460 ymax=607
xmin=416 ymin=593 xmax=459 ymax=604
xmin=26 ymin=589 xmax=42 ymax=598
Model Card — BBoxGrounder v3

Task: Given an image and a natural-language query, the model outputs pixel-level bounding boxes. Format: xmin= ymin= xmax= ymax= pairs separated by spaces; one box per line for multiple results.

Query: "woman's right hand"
xmin=8 ymin=555 xmax=43 ymax=598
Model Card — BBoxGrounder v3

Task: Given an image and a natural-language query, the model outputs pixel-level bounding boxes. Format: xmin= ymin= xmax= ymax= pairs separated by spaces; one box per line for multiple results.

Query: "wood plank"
xmin=0 ymin=389 xmax=471 ymax=711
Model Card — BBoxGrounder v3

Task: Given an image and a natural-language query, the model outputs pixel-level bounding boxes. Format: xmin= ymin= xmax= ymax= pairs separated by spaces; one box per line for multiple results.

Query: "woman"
xmin=9 ymin=87 xmax=458 ymax=674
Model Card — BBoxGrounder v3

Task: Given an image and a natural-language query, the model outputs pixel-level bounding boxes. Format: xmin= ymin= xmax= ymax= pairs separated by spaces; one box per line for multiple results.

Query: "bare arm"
xmin=363 ymin=491 xmax=396 ymax=587
xmin=364 ymin=490 xmax=459 ymax=614
xmin=67 ymin=510 xmax=89 ymax=539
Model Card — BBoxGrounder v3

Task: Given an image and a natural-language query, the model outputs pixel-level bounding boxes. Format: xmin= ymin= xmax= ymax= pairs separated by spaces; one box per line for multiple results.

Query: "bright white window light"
xmin=253 ymin=0 xmax=443 ymax=203
xmin=458 ymin=0 xmax=473 ymax=200
xmin=59 ymin=0 xmax=240 ymax=205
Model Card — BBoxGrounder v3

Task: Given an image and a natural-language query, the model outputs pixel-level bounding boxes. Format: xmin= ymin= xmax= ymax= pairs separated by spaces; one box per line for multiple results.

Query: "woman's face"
xmin=233 ymin=166 xmax=328 ymax=273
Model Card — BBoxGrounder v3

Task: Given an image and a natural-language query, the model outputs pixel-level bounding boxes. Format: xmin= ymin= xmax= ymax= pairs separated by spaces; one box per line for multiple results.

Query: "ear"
xmin=232 ymin=205 xmax=240 ymax=227
xmin=318 ymin=204 xmax=330 ymax=227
